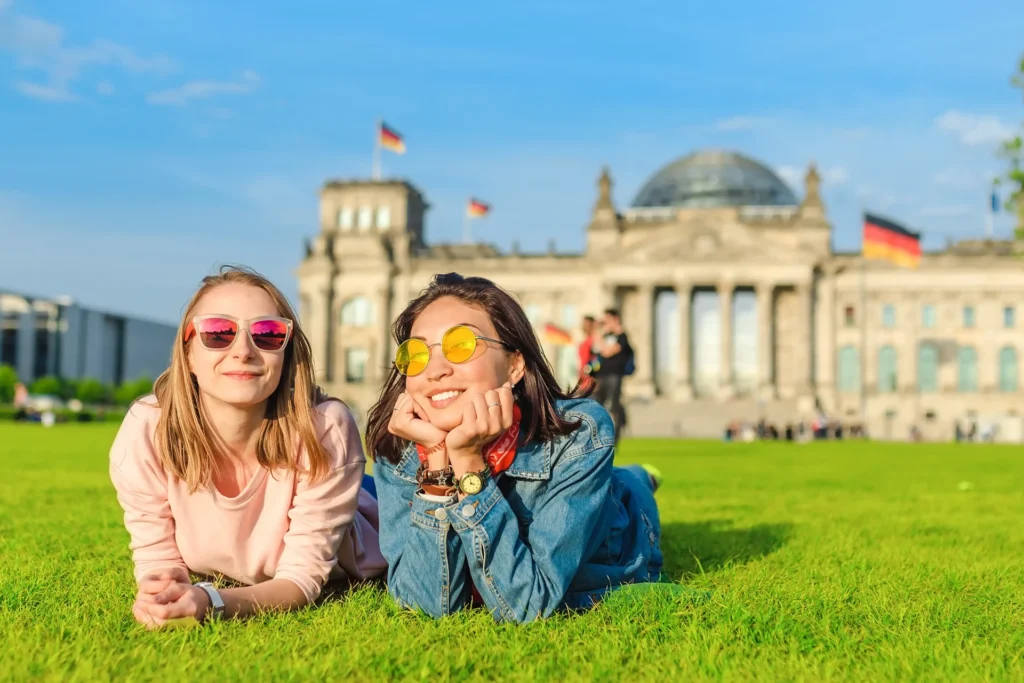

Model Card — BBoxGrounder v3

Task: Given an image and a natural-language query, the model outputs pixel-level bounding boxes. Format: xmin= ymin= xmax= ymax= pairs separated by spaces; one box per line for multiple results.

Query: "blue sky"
xmin=1 ymin=0 xmax=1022 ymax=324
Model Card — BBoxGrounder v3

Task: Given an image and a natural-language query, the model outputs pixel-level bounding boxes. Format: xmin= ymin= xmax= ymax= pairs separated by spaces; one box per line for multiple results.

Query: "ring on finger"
xmin=487 ymin=402 xmax=501 ymax=407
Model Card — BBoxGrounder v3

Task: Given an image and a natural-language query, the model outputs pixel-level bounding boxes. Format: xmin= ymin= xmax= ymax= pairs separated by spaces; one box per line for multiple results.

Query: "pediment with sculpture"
xmin=619 ymin=220 xmax=817 ymax=265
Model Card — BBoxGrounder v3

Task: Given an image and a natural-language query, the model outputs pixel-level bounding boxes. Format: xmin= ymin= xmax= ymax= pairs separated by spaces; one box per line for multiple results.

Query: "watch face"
xmin=460 ymin=472 xmax=484 ymax=495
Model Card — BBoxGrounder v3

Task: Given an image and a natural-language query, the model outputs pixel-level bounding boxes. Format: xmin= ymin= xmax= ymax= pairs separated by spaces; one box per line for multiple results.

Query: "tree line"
xmin=0 ymin=364 xmax=153 ymax=407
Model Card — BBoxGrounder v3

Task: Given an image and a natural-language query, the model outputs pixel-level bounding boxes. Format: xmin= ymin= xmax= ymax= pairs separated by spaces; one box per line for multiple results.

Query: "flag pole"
xmin=463 ymin=211 xmax=471 ymax=244
xmin=372 ymin=119 xmax=382 ymax=181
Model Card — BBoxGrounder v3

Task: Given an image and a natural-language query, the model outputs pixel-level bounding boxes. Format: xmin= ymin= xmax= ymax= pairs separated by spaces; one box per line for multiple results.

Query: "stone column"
xmin=814 ymin=274 xmax=836 ymax=409
xmin=376 ymin=287 xmax=392 ymax=382
xmin=719 ymin=281 xmax=734 ymax=399
xmin=794 ymin=282 xmax=813 ymax=398
xmin=674 ymin=280 xmax=692 ymax=401
xmin=756 ymin=282 xmax=776 ymax=400
xmin=630 ymin=284 xmax=656 ymax=399
xmin=303 ymin=285 xmax=331 ymax=383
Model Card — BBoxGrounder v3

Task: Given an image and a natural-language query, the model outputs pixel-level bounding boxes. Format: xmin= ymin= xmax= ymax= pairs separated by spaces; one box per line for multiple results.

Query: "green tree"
xmin=114 ymin=376 xmax=154 ymax=406
xmin=30 ymin=375 xmax=63 ymax=397
xmin=76 ymin=378 xmax=110 ymax=405
xmin=0 ymin=365 xmax=18 ymax=403
xmin=1003 ymin=54 xmax=1024 ymax=237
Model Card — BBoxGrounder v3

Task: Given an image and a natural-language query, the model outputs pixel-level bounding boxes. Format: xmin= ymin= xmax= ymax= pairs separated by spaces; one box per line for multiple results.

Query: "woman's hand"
xmin=446 ymin=384 xmax=515 ymax=476
xmin=132 ymin=579 xmax=211 ymax=629
xmin=387 ymin=392 xmax=449 ymax=451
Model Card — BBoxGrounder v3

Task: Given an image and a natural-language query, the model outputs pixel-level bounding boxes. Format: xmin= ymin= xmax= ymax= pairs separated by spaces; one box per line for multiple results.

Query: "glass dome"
xmin=631 ymin=150 xmax=798 ymax=209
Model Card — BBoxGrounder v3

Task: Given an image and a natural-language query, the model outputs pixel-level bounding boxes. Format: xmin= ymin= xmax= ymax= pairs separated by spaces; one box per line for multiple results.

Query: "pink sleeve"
xmin=108 ymin=405 xmax=189 ymax=584
xmin=274 ymin=401 xmax=383 ymax=602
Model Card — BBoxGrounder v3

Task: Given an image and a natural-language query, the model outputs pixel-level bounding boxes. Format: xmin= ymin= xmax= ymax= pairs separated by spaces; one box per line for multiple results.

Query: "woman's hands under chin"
xmin=446 ymin=383 xmax=515 ymax=476
xmin=387 ymin=392 xmax=449 ymax=448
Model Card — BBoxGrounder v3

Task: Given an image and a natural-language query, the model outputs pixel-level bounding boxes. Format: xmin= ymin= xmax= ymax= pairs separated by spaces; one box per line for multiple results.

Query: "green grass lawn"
xmin=2 ymin=424 xmax=1022 ymax=682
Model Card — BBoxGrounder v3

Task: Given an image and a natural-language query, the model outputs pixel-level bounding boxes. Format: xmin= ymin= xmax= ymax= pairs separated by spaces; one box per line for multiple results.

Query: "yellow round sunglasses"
xmin=394 ymin=324 xmax=515 ymax=377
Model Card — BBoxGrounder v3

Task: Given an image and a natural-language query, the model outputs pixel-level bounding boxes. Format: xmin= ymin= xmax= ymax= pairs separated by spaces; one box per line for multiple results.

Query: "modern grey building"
xmin=0 ymin=290 xmax=176 ymax=386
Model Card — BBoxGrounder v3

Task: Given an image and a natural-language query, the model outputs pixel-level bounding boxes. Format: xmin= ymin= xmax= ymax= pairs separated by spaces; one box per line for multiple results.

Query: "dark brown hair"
xmin=365 ymin=273 xmax=590 ymax=464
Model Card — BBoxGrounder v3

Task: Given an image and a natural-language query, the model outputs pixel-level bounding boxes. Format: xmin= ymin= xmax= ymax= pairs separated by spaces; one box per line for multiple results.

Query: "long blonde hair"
xmin=152 ymin=265 xmax=330 ymax=493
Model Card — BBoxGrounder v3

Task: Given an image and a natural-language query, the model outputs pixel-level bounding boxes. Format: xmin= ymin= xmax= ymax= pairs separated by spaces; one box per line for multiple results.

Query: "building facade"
xmin=0 ymin=290 xmax=176 ymax=386
xmin=296 ymin=150 xmax=1024 ymax=441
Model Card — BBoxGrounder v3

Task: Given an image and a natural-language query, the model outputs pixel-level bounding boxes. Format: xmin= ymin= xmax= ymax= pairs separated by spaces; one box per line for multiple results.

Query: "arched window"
xmin=918 ymin=343 xmax=939 ymax=393
xmin=957 ymin=346 xmax=978 ymax=392
xmin=340 ymin=297 xmax=374 ymax=327
xmin=877 ymin=345 xmax=897 ymax=393
xmin=999 ymin=346 xmax=1017 ymax=392
xmin=837 ymin=345 xmax=859 ymax=393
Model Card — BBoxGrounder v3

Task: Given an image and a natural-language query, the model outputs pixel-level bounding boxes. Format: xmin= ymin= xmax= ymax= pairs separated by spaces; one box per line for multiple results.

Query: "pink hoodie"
xmin=108 ymin=397 xmax=386 ymax=603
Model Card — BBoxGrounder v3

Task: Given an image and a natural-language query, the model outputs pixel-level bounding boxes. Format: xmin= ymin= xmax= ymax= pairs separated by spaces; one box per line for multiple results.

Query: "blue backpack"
xmin=623 ymin=344 xmax=635 ymax=376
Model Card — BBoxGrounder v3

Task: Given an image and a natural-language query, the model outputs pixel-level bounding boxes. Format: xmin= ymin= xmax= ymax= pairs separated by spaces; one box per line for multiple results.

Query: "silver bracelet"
xmin=194 ymin=581 xmax=225 ymax=621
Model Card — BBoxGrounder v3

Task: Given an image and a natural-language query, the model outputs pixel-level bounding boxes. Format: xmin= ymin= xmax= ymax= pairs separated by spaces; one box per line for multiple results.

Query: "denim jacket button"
xmin=461 ymin=504 xmax=476 ymax=517
xmin=435 ymin=508 xmax=448 ymax=521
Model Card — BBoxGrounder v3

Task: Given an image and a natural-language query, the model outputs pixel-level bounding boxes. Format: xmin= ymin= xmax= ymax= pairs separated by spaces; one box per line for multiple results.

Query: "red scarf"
xmin=416 ymin=404 xmax=522 ymax=475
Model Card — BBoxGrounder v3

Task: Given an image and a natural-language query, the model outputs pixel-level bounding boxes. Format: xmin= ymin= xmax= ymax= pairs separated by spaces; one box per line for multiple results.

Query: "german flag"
xmin=379 ymin=122 xmax=405 ymax=154
xmin=467 ymin=198 xmax=490 ymax=218
xmin=863 ymin=212 xmax=921 ymax=268
xmin=542 ymin=323 xmax=572 ymax=346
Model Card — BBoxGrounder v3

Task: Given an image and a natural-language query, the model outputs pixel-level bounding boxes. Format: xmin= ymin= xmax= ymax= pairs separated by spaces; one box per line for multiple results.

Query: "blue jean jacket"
xmin=373 ymin=397 xmax=663 ymax=623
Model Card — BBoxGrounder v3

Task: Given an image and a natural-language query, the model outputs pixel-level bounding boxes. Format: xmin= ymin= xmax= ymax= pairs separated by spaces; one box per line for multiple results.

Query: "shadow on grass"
xmin=661 ymin=519 xmax=793 ymax=579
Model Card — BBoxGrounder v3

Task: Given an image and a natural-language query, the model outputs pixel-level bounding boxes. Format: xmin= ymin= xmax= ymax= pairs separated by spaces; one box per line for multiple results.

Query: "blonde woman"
xmin=109 ymin=266 xmax=385 ymax=628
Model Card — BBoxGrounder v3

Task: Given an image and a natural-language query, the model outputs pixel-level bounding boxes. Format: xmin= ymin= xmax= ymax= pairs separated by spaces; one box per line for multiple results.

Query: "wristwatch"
xmin=456 ymin=466 xmax=490 ymax=496
xmin=194 ymin=581 xmax=225 ymax=621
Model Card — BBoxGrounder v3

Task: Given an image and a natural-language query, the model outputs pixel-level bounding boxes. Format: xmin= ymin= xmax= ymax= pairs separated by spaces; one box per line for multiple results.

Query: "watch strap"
xmin=194 ymin=581 xmax=225 ymax=621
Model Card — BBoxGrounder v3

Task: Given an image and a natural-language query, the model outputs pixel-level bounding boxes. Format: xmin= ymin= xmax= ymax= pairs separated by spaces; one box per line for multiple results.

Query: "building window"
xmin=918 ymin=342 xmax=939 ymax=392
xmin=376 ymin=206 xmax=391 ymax=230
xmin=345 ymin=348 xmax=369 ymax=384
xmin=837 ymin=345 xmax=859 ymax=393
xmin=922 ymin=304 xmax=936 ymax=329
xmin=843 ymin=305 xmax=855 ymax=328
xmin=524 ymin=304 xmax=542 ymax=327
xmin=957 ymin=346 xmax=978 ymax=392
xmin=338 ymin=207 xmax=353 ymax=230
xmin=554 ymin=346 xmax=578 ymax=391
xmin=878 ymin=345 xmax=898 ymax=393
xmin=999 ymin=346 xmax=1018 ymax=392
xmin=1004 ymin=306 xmax=1015 ymax=329
xmin=340 ymin=297 xmax=374 ymax=327
xmin=561 ymin=304 xmax=577 ymax=329
xmin=962 ymin=306 xmax=975 ymax=328
xmin=0 ymin=314 xmax=17 ymax=367
xmin=881 ymin=304 xmax=895 ymax=329
xmin=357 ymin=207 xmax=372 ymax=231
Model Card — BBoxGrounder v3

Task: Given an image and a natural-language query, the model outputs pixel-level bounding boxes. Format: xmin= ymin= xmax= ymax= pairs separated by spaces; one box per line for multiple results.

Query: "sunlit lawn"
xmin=1 ymin=423 xmax=1022 ymax=681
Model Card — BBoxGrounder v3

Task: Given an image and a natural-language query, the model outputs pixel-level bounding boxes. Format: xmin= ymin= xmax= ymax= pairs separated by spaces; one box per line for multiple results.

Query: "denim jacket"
xmin=373 ymin=397 xmax=663 ymax=623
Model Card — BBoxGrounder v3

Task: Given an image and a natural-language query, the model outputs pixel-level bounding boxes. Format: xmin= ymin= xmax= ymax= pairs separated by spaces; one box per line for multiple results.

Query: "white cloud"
xmin=935 ymin=110 xmax=1017 ymax=147
xmin=96 ymin=81 xmax=115 ymax=96
xmin=916 ymin=204 xmax=972 ymax=217
xmin=777 ymin=164 xmax=847 ymax=188
xmin=15 ymin=79 xmax=75 ymax=102
xmin=715 ymin=116 xmax=771 ymax=132
xmin=147 ymin=70 xmax=260 ymax=106
xmin=776 ymin=165 xmax=801 ymax=187
xmin=0 ymin=10 xmax=174 ymax=102
xmin=822 ymin=166 xmax=848 ymax=186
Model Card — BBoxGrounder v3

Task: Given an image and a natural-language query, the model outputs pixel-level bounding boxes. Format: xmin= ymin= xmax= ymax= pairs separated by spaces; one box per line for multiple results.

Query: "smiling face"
xmin=404 ymin=296 xmax=525 ymax=432
xmin=186 ymin=283 xmax=288 ymax=411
